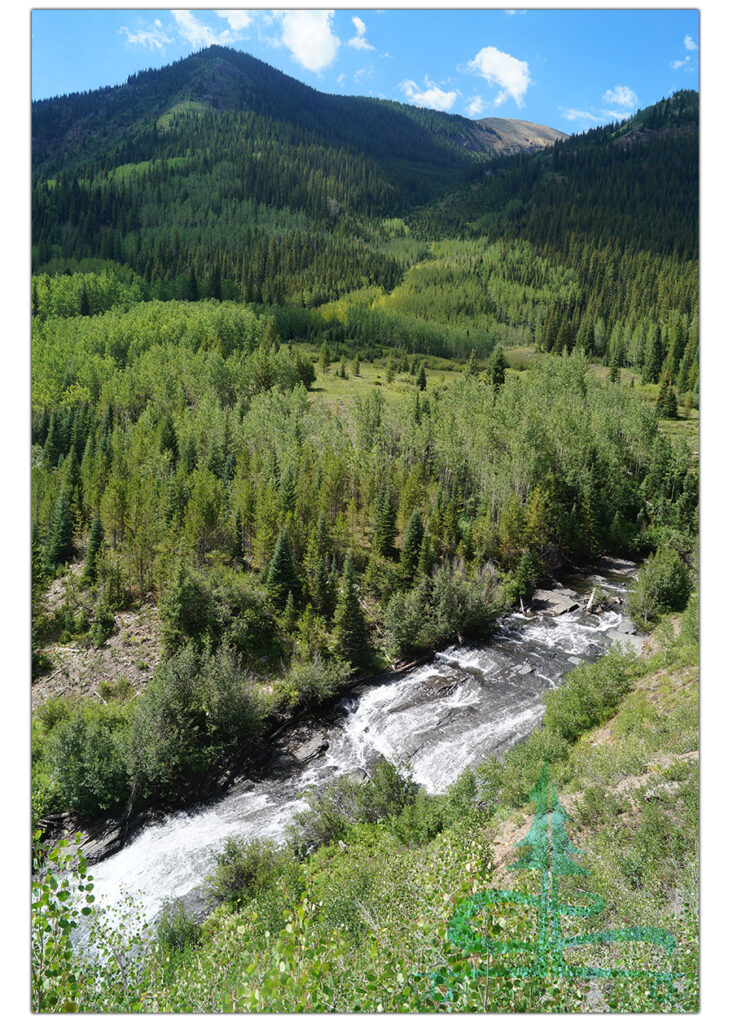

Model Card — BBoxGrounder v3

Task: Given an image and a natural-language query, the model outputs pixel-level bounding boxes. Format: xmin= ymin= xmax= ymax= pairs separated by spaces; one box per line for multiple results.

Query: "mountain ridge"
xmin=32 ymin=46 xmax=567 ymax=176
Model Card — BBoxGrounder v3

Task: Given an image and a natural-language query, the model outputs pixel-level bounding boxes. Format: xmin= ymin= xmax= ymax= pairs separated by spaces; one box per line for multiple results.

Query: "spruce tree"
xmin=417 ymin=531 xmax=434 ymax=578
xmin=160 ymin=412 xmax=179 ymax=467
xmin=46 ymin=491 xmax=74 ymax=572
xmin=187 ymin=265 xmax=199 ymax=302
xmin=642 ymin=324 xmax=664 ymax=384
xmin=319 ymin=341 xmax=331 ymax=376
xmin=374 ymin=486 xmax=397 ymax=558
xmin=657 ymin=378 xmax=678 ymax=419
xmin=352 ymin=354 xmax=361 ymax=377
xmin=487 ymin=346 xmax=507 ymax=392
xmin=266 ymin=528 xmax=300 ymax=606
xmin=333 ymin=553 xmax=368 ymax=667
xmin=81 ymin=512 xmax=104 ymax=586
xmin=283 ymin=590 xmax=297 ymax=633
xmin=385 ymin=354 xmax=395 ymax=384
xmin=400 ymin=510 xmax=424 ymax=585
xmin=416 ymin=363 xmax=427 ymax=391
xmin=311 ymin=555 xmax=334 ymax=619
xmin=279 ymin=467 xmax=297 ymax=516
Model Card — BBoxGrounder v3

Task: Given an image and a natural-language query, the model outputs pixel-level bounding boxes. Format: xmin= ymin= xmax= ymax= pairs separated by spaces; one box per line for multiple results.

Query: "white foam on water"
xmin=78 ymin=567 xmax=632 ymax=930
xmin=411 ymin=703 xmax=545 ymax=793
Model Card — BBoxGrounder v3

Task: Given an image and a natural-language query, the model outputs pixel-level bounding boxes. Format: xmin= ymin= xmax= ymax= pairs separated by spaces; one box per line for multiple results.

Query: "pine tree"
xmin=160 ymin=412 xmax=179 ymax=467
xmin=44 ymin=414 xmax=65 ymax=468
xmin=278 ymin=467 xmax=297 ymax=516
xmin=608 ymin=353 xmax=620 ymax=383
xmin=385 ymin=354 xmax=395 ymax=384
xmin=465 ymin=350 xmax=478 ymax=377
xmin=283 ymin=590 xmax=297 ymax=633
xmin=333 ymin=552 xmax=368 ymax=667
xmin=209 ymin=261 xmax=222 ymax=301
xmin=81 ymin=512 xmax=104 ymax=586
xmin=373 ymin=486 xmax=397 ymax=558
xmin=417 ymin=531 xmax=434 ymax=578
xmin=187 ymin=265 xmax=199 ymax=302
xmin=319 ymin=341 xmax=331 ymax=376
xmin=656 ymin=378 xmax=678 ymax=419
xmin=46 ymin=491 xmax=75 ymax=572
xmin=642 ymin=324 xmax=664 ymax=384
xmin=79 ymin=281 xmax=91 ymax=316
xmin=311 ymin=554 xmax=334 ymax=619
xmin=416 ymin=363 xmax=427 ymax=391
xmin=515 ymin=546 xmax=538 ymax=602
xmin=400 ymin=510 xmax=424 ymax=585
xmin=353 ymin=354 xmax=361 ymax=377
xmin=266 ymin=528 xmax=300 ymax=606
xmin=487 ymin=346 xmax=507 ymax=392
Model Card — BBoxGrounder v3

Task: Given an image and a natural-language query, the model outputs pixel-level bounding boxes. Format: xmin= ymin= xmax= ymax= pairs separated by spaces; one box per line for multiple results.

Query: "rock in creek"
xmin=290 ymin=733 xmax=329 ymax=763
xmin=531 ymin=588 xmax=580 ymax=615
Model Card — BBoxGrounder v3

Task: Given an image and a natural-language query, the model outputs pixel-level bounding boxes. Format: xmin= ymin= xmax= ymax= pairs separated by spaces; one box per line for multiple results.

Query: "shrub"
xmin=287 ymin=759 xmax=418 ymax=858
xmin=47 ymin=704 xmax=131 ymax=817
xmin=628 ymin=547 xmax=691 ymax=628
xmin=131 ymin=644 xmax=264 ymax=801
xmin=274 ymin=656 xmax=348 ymax=712
xmin=206 ymin=837 xmax=290 ymax=910
xmin=156 ymin=898 xmax=200 ymax=953
xmin=543 ymin=647 xmax=635 ymax=742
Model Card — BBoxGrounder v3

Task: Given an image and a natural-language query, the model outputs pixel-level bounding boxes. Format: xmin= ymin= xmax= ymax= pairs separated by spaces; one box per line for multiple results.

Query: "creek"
xmin=84 ymin=557 xmax=640 ymax=928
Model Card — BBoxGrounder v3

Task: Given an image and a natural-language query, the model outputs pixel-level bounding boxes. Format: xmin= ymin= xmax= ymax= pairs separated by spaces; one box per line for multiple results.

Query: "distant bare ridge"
xmin=471 ymin=117 xmax=568 ymax=154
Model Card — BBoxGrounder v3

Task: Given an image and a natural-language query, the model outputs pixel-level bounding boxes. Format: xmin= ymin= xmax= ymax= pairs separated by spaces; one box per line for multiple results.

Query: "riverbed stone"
xmin=531 ymin=589 xmax=580 ymax=615
xmin=290 ymin=733 xmax=329 ymax=763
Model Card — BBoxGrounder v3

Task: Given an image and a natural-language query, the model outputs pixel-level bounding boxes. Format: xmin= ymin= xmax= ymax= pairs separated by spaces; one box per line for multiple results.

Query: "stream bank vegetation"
xmin=32 ymin=596 xmax=699 ymax=1012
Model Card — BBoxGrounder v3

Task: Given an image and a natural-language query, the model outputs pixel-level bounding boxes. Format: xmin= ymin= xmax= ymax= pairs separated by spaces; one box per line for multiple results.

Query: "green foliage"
xmin=45 ymin=491 xmax=74 ymax=572
xmin=288 ymin=758 xmax=418 ymax=858
xmin=46 ymin=703 xmax=131 ymax=817
xmin=399 ymin=509 xmax=424 ymax=585
xmin=628 ymin=547 xmax=692 ymax=628
xmin=267 ymin=528 xmax=301 ymax=607
xmin=32 ymin=834 xmax=96 ymax=1012
xmin=131 ymin=644 xmax=264 ymax=802
xmin=333 ymin=553 xmax=369 ymax=668
xmin=81 ymin=511 xmax=104 ymax=586
xmin=156 ymin=898 xmax=200 ymax=954
xmin=206 ymin=837 xmax=292 ymax=910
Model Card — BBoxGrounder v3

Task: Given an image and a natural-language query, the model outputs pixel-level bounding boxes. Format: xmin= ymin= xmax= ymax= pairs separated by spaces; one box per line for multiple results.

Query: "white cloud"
xmin=684 ymin=34 xmax=698 ymax=51
xmin=466 ymin=45 xmax=530 ymax=107
xmin=120 ymin=20 xmax=173 ymax=51
xmin=602 ymin=84 xmax=638 ymax=109
xmin=215 ymin=11 xmax=253 ymax=32
xmin=505 ymin=9 xmax=527 ymax=14
xmin=400 ymin=77 xmax=458 ymax=112
xmin=172 ymin=10 xmax=234 ymax=48
xmin=560 ymin=108 xmax=604 ymax=124
xmin=271 ymin=11 xmax=340 ymax=73
xmin=467 ymin=95 xmax=485 ymax=117
xmin=671 ymin=56 xmax=691 ymax=70
xmin=348 ymin=16 xmax=374 ymax=51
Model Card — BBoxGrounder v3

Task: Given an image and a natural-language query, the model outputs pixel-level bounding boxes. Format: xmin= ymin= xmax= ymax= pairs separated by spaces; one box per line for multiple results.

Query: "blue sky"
xmin=31 ymin=7 xmax=699 ymax=132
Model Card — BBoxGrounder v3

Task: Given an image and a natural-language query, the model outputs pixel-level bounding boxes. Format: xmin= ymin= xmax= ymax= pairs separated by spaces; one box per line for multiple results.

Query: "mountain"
xmin=32 ymin=45 xmax=565 ymax=177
